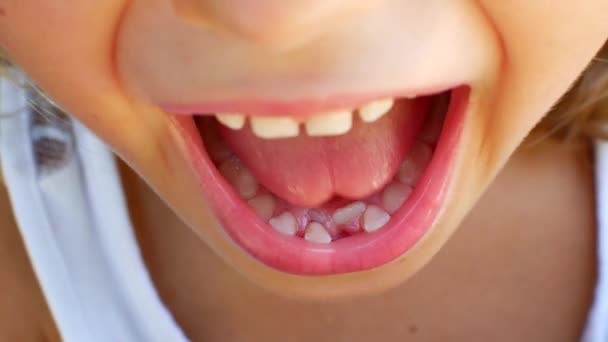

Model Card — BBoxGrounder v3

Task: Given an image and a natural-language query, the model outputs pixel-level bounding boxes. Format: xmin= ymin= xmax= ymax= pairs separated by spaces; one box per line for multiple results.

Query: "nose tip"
xmin=172 ymin=0 xmax=378 ymax=49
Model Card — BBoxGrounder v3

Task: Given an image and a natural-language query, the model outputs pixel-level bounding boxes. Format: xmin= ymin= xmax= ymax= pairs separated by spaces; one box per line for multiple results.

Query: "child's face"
xmin=1 ymin=1 xmax=606 ymax=297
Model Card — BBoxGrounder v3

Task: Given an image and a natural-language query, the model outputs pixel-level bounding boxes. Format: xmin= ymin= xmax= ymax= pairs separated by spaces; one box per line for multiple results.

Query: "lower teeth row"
xmin=216 ymin=140 xmax=433 ymax=244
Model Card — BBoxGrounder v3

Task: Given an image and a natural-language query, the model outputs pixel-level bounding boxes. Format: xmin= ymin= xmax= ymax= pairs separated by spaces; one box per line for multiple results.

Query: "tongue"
xmin=220 ymin=99 xmax=429 ymax=207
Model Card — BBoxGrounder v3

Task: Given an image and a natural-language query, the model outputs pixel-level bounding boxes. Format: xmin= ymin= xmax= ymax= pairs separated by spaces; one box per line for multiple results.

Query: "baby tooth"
xmin=358 ymin=99 xmax=394 ymax=123
xmin=216 ymin=113 xmax=246 ymax=130
xmin=269 ymin=212 xmax=297 ymax=236
xmin=218 ymin=158 xmax=258 ymax=200
xmin=333 ymin=201 xmax=366 ymax=225
xmin=304 ymin=222 xmax=332 ymax=244
xmin=362 ymin=205 xmax=390 ymax=232
xmin=251 ymin=117 xmax=299 ymax=139
xmin=382 ymin=182 xmax=412 ymax=214
xmin=305 ymin=110 xmax=353 ymax=137
xmin=398 ymin=141 xmax=432 ymax=186
xmin=248 ymin=194 xmax=276 ymax=221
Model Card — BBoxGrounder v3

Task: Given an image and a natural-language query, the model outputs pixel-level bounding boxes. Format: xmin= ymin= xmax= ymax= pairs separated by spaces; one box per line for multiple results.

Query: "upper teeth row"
xmin=215 ymin=98 xmax=394 ymax=139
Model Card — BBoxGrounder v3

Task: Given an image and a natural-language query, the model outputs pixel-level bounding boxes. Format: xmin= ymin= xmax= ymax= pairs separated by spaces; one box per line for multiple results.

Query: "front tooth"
xmin=251 ymin=117 xmax=299 ymax=139
xmin=304 ymin=222 xmax=332 ymax=244
xmin=305 ymin=110 xmax=353 ymax=137
xmin=358 ymin=99 xmax=394 ymax=123
xmin=216 ymin=113 xmax=246 ymax=130
xmin=362 ymin=205 xmax=390 ymax=232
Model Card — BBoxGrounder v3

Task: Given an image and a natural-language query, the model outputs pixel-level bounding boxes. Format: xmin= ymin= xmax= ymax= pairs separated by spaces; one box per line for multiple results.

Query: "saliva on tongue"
xmin=220 ymin=99 xmax=428 ymax=208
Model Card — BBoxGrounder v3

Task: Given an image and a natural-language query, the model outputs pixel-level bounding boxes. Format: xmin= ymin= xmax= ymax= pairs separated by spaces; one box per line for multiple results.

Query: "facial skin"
xmin=0 ymin=1 xmax=606 ymax=298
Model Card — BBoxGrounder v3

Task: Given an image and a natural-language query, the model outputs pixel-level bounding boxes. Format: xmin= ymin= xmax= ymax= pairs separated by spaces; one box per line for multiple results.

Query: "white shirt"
xmin=0 ymin=78 xmax=188 ymax=341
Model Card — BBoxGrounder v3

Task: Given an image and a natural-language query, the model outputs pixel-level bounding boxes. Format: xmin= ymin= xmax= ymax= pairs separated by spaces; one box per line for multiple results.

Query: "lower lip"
xmin=172 ymin=86 xmax=469 ymax=275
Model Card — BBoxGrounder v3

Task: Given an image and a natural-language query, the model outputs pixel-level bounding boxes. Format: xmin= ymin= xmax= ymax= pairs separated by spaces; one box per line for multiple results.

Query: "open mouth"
xmin=170 ymin=86 xmax=469 ymax=275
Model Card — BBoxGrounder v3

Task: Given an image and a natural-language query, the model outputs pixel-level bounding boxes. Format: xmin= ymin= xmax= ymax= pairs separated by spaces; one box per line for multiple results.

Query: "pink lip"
xmin=171 ymin=86 xmax=468 ymax=275
xmin=162 ymin=84 xmax=455 ymax=117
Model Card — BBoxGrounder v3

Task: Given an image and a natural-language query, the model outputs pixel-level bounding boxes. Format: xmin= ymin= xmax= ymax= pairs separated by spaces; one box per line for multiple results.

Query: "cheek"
xmin=0 ymin=1 xmax=156 ymax=164
xmin=476 ymin=0 xmax=608 ymax=165
xmin=0 ymin=2 xmax=199 ymax=225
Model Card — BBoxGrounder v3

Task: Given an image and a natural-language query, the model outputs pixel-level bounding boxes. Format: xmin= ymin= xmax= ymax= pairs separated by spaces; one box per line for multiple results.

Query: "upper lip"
xmin=161 ymin=83 xmax=457 ymax=117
